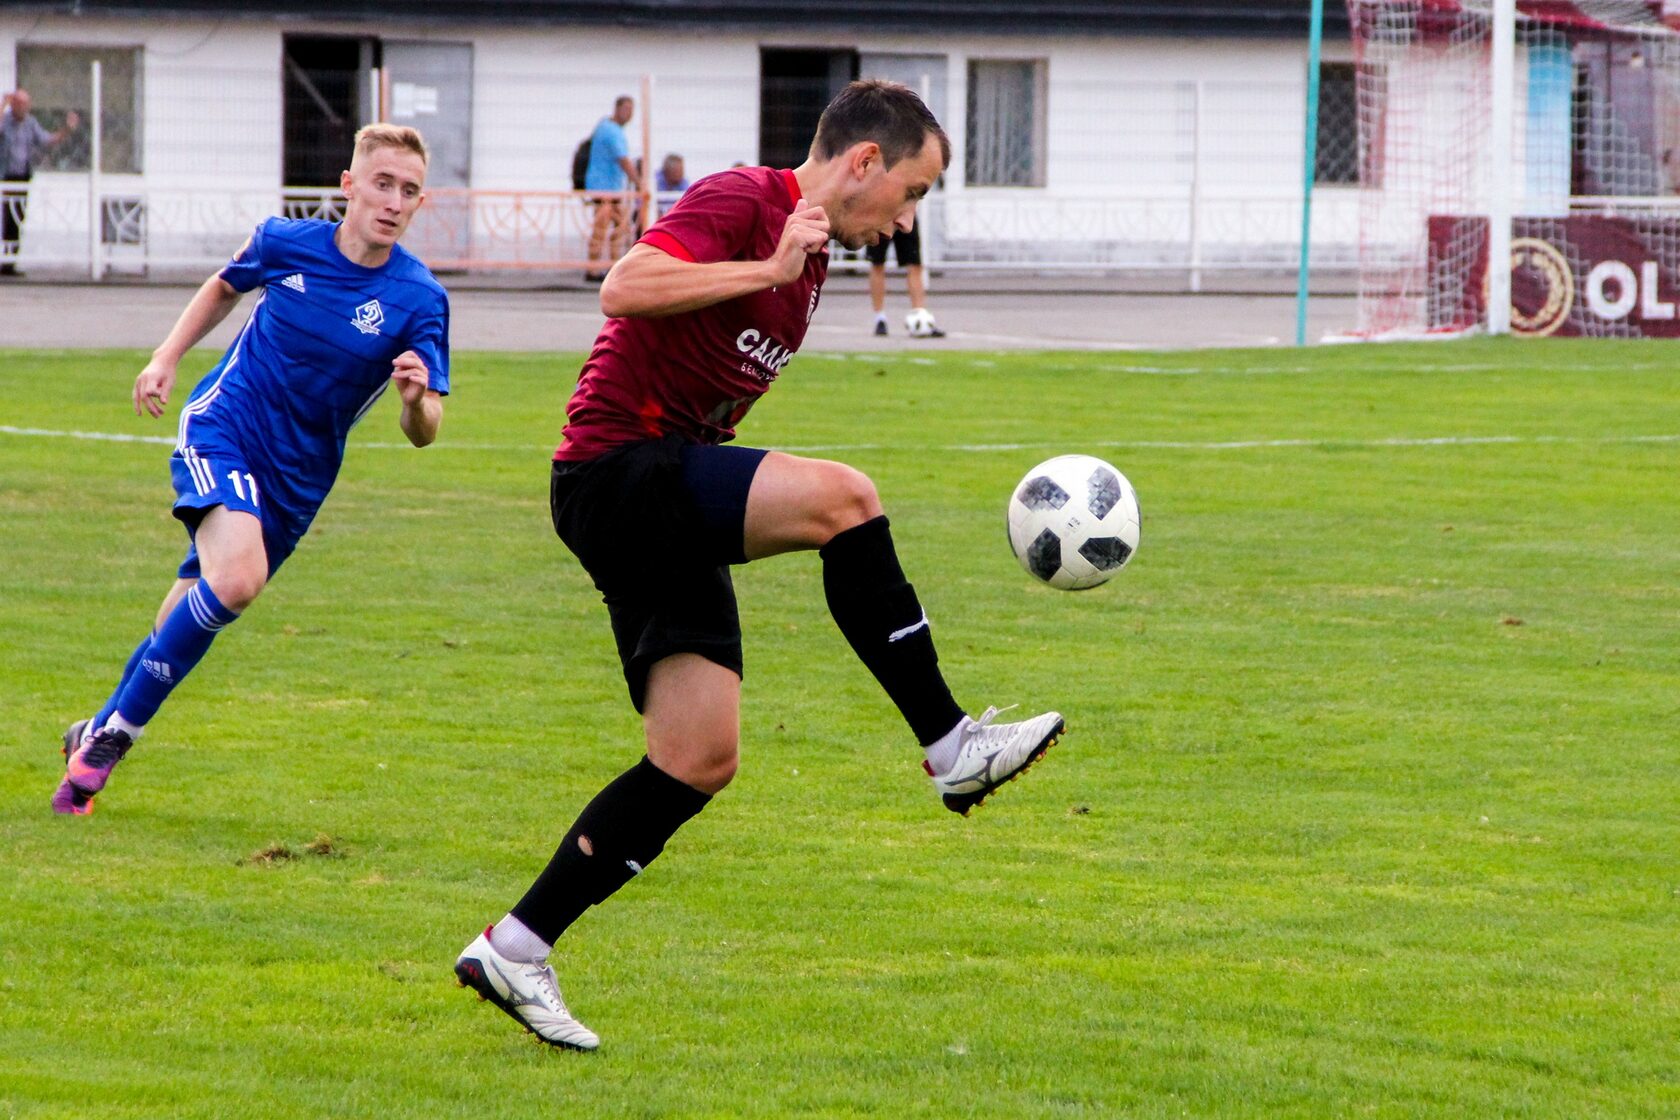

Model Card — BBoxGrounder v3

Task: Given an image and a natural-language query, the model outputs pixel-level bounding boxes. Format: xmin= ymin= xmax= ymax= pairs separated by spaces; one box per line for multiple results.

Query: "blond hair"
xmin=352 ymin=123 xmax=429 ymax=167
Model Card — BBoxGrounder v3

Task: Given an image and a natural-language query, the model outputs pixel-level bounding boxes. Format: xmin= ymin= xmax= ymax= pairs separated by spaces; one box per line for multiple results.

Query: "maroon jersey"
xmin=556 ymin=166 xmax=827 ymax=461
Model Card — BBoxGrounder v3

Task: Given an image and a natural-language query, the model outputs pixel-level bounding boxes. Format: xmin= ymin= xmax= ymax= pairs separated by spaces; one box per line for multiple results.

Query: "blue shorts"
xmin=676 ymin=441 xmax=770 ymax=566
xmin=169 ymin=435 xmax=309 ymax=580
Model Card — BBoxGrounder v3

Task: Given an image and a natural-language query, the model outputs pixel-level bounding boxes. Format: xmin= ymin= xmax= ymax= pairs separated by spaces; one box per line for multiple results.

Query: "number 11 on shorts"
xmin=227 ymin=470 xmax=260 ymax=505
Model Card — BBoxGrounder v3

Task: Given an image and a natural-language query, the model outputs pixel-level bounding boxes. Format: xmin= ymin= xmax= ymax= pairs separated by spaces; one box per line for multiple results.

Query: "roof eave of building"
xmin=2 ymin=1 xmax=1351 ymax=36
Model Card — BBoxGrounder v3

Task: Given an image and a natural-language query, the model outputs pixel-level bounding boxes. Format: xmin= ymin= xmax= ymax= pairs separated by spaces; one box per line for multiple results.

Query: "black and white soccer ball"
xmin=1007 ymin=455 xmax=1140 ymax=590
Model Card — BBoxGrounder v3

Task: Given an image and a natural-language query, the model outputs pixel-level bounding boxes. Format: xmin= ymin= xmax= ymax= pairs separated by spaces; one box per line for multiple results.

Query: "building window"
xmin=1315 ymin=62 xmax=1360 ymax=185
xmin=966 ymin=59 xmax=1046 ymax=187
xmin=1571 ymin=40 xmax=1667 ymax=196
xmin=15 ymin=44 xmax=142 ymax=174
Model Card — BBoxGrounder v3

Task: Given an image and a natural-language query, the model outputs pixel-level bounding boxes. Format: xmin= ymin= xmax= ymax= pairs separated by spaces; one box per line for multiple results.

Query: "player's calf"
xmin=819 ymin=515 xmax=967 ymax=746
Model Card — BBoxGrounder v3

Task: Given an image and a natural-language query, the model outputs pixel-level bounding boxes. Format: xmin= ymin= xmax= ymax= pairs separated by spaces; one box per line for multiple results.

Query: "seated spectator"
xmin=656 ymin=153 xmax=690 ymax=195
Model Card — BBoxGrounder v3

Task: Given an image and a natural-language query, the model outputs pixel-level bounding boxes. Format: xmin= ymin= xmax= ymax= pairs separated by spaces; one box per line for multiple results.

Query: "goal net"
xmin=1348 ymin=0 xmax=1680 ymax=338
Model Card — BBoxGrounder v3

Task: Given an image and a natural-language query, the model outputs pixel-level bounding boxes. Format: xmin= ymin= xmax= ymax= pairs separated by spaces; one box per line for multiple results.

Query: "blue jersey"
xmin=179 ymin=217 xmax=450 ymax=519
xmin=585 ymin=118 xmax=630 ymax=191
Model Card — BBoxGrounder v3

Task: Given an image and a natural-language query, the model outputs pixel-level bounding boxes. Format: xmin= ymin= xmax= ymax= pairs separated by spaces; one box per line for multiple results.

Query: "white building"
xmin=0 ymin=1 xmax=1356 ymax=277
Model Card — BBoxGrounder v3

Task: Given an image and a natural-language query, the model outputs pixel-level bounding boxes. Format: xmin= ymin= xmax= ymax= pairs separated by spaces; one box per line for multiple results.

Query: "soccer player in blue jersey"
xmin=52 ymin=123 xmax=450 ymax=815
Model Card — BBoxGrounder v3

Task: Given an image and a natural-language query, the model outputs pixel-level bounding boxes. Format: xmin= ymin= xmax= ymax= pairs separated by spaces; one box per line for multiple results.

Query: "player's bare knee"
xmin=202 ymin=564 xmax=266 ymax=611
xmin=697 ymin=749 xmax=739 ymax=793
xmin=817 ymin=464 xmax=882 ymax=541
xmin=653 ymin=740 xmax=738 ymax=795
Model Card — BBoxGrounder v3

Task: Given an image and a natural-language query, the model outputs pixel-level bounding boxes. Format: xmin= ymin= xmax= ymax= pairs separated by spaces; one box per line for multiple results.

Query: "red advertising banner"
xmin=1428 ymin=213 xmax=1680 ymax=337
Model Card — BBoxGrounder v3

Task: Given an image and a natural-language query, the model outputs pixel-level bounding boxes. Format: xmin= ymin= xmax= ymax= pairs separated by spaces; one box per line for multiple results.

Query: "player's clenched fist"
xmin=767 ymin=204 xmax=830 ymax=286
xmin=390 ymin=349 xmax=430 ymax=403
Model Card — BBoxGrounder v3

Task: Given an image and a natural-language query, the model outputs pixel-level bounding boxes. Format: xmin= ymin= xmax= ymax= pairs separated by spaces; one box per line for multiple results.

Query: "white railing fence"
xmin=5 ymin=63 xmax=1359 ymax=283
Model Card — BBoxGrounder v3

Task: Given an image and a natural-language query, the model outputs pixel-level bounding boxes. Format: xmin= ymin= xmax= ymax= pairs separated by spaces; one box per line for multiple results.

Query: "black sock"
xmin=511 ymin=755 xmax=711 ymax=945
xmin=820 ymin=515 xmax=967 ymax=746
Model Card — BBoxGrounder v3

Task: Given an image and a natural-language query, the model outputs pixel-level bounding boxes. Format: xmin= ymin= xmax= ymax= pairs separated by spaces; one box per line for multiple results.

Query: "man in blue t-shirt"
xmin=584 ymin=95 xmax=637 ymax=277
xmin=53 ymin=123 xmax=451 ymax=815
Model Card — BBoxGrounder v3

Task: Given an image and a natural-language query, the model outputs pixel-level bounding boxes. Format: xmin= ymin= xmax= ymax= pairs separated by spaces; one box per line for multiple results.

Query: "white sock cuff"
xmin=105 ymin=712 xmax=144 ymax=739
xmin=923 ymin=715 xmax=969 ymax=775
xmin=490 ymin=913 xmax=552 ymax=963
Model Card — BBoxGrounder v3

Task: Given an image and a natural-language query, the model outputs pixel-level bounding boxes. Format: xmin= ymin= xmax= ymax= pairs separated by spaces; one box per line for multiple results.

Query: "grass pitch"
xmin=2 ymin=340 xmax=1677 ymax=1118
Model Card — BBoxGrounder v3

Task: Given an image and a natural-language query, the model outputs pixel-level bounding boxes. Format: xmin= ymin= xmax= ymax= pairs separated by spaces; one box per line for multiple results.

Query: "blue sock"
xmin=110 ymin=581 xmax=240 ymax=729
xmin=93 ymin=632 xmax=155 ymax=730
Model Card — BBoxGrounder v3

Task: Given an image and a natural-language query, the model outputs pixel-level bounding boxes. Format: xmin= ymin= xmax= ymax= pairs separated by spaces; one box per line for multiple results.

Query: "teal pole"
xmin=1297 ymin=0 xmax=1325 ymax=346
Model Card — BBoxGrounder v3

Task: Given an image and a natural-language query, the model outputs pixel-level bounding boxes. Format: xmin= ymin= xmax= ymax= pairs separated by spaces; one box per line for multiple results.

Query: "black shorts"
xmin=550 ymin=435 xmax=769 ymax=712
xmin=865 ymin=222 xmax=922 ymax=268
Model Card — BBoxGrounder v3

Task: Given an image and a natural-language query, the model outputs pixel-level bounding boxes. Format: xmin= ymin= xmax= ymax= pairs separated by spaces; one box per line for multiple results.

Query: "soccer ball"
xmin=905 ymin=307 xmax=941 ymax=337
xmin=1006 ymin=455 xmax=1140 ymax=590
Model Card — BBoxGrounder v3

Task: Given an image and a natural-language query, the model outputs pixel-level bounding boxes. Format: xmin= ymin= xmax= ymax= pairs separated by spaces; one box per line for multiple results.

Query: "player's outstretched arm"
xmin=600 ymin=204 xmax=830 ymax=319
xmin=134 ymin=274 xmax=243 ymax=418
xmin=392 ymin=350 xmax=443 ymax=447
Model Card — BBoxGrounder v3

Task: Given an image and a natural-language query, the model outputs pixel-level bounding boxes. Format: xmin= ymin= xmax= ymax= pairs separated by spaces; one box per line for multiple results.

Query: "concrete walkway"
xmin=0 ymin=274 xmax=1356 ymax=353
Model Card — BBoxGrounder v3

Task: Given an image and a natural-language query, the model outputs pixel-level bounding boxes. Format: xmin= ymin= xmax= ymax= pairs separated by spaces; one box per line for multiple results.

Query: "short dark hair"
xmin=812 ymin=79 xmax=950 ymax=170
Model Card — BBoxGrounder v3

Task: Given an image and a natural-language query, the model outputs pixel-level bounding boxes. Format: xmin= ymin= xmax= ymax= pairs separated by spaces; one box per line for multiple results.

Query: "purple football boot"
xmin=52 ymin=726 xmax=133 ymax=815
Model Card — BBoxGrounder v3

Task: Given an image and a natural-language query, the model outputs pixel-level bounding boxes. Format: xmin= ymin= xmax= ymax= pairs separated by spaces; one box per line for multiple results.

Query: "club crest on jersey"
xmin=735 ymin=328 xmax=793 ymax=382
xmin=352 ymin=299 xmax=385 ymax=336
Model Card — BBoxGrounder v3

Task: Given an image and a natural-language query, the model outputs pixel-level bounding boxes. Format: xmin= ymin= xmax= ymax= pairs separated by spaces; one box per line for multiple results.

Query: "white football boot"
xmin=454 ymin=928 xmax=600 ymax=1051
xmin=928 ymin=707 xmax=1065 ymax=816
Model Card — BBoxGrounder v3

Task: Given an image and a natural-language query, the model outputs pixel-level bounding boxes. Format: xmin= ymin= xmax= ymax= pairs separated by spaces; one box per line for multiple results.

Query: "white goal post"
xmin=1347 ymin=0 xmax=1680 ymax=339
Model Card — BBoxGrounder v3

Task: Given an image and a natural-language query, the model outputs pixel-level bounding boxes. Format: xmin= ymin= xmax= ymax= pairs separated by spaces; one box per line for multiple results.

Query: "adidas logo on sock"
xmin=141 ymin=658 xmax=174 ymax=683
xmin=281 ymin=273 xmax=306 ymax=293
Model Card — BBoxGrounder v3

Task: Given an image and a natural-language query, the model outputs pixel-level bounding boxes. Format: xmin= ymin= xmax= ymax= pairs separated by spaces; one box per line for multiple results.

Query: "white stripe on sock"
xmin=185 ymin=585 xmax=228 ymax=631
xmin=887 ymin=611 xmax=929 ymax=643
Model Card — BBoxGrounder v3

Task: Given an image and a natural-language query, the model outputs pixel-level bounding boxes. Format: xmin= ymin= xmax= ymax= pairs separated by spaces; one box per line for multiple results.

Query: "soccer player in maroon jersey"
xmin=454 ymin=81 xmax=1065 ymax=1050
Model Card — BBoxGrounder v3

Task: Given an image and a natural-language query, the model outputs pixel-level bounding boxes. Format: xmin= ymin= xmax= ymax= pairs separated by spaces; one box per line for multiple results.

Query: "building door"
xmin=858 ymin=53 xmax=949 ymax=258
xmin=382 ymin=41 xmax=472 ymax=190
xmin=858 ymin=53 xmax=948 ymax=127
xmin=760 ymin=48 xmax=858 ymax=169
xmin=282 ymin=35 xmax=376 ymax=188
xmin=383 ymin=40 xmax=473 ymax=261
xmin=1573 ymin=41 xmax=1661 ymax=196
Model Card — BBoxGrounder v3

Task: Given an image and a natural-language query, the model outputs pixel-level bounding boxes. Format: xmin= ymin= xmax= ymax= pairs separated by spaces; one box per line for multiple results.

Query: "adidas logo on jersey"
xmin=281 ymin=273 xmax=306 ymax=293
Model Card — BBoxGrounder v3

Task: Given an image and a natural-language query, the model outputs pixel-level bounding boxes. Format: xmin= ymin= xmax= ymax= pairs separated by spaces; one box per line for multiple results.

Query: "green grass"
xmin=2 ymin=339 xmax=1677 ymax=1118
